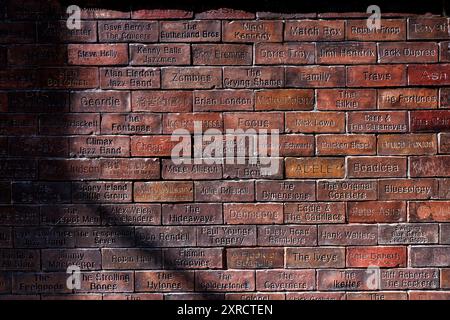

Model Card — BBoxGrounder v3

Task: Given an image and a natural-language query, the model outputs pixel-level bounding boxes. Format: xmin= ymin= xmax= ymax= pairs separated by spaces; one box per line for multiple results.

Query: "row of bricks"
xmin=0 ymin=246 xmax=449 ymax=270
xmin=4 ymin=42 xmax=450 ymax=66
xmin=2 ymin=88 xmax=450 ymax=113
xmin=1 ymin=134 xmax=448 ymax=157
xmin=0 ymin=200 xmax=449 ymax=224
xmin=4 ymin=65 xmax=450 ymax=89
xmin=1 ymin=18 xmax=450 ymax=44
xmin=0 ymin=267 xmax=448 ymax=293
xmin=0 ymin=111 xmax=449 ymax=134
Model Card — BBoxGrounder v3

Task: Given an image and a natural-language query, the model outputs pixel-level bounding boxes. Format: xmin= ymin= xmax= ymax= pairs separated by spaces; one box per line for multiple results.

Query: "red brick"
xmin=285 ymin=157 xmax=344 ymax=178
xmin=197 ymin=226 xmax=256 ymax=247
xmin=79 ymin=271 xmax=133 ymax=293
xmin=224 ymin=112 xmax=283 ymax=132
xmin=165 ymin=293 xmax=224 ymax=300
xmin=100 ymin=158 xmax=159 ymax=180
xmin=440 ymin=133 xmax=450 ymax=153
xmin=286 ymin=66 xmax=345 ymax=88
xmin=379 ymin=223 xmax=438 ymax=244
xmin=70 ymin=136 xmax=130 ymax=158
xmin=8 ymin=45 xmax=66 ymax=66
xmin=194 ymin=90 xmax=253 ymax=112
xmin=134 ymin=182 xmax=193 ymax=202
xmin=346 ymin=292 xmax=407 ymax=300
xmin=71 ymin=91 xmax=130 ymax=113
xmin=196 ymin=271 xmax=255 ymax=292
xmin=348 ymin=156 xmax=407 ymax=178
xmin=408 ymin=17 xmax=449 ymax=39
xmin=103 ymin=294 xmax=163 ymax=300
xmin=224 ymin=67 xmax=284 ymax=88
xmin=378 ymin=178 xmax=438 ymax=200
xmin=72 ymin=182 xmax=132 ymax=203
xmin=256 ymin=43 xmax=315 ymax=65
xmin=409 ymin=291 xmax=450 ymax=300
xmin=223 ymin=21 xmax=282 ymax=42
xmin=378 ymin=134 xmax=437 ymax=155
xmin=223 ymin=158 xmax=283 ymax=179
xmin=226 ymin=293 xmax=285 ymax=300
xmin=278 ymin=135 xmax=315 ymax=156
xmin=227 ymin=248 xmax=284 ymax=269
xmin=286 ymin=247 xmax=345 ymax=268
xmin=162 ymin=203 xmax=222 ymax=225
xmin=318 ymin=180 xmax=378 ymax=201
xmin=10 ymin=137 xmax=68 ymax=157
xmin=100 ymin=67 xmax=160 ymax=89
xmin=160 ymin=21 xmax=221 ymax=42
xmin=317 ymin=269 xmax=373 ymax=291
xmin=256 ymin=270 xmax=315 ymax=291
xmin=439 ymin=179 xmax=450 ymax=199
xmin=132 ymin=90 xmax=192 ymax=112
xmin=130 ymin=44 xmax=190 ymax=66
xmin=317 ymin=42 xmax=376 ymax=64
xmin=40 ymin=114 xmax=100 ymax=135
xmin=285 ymin=20 xmax=344 ymax=41
xmin=12 ymin=272 xmax=69 ymax=294
xmin=163 ymin=112 xmax=222 ymax=134
xmin=347 ymin=246 xmax=406 ymax=267
xmin=440 ymin=41 xmax=450 ymax=62
xmin=162 ymin=160 xmax=222 ymax=180
xmin=378 ymin=88 xmax=438 ymax=110
xmin=410 ymin=246 xmax=450 ymax=267
xmin=224 ymin=203 xmax=283 ymax=224
xmin=162 ymin=67 xmax=222 ymax=89
xmin=101 ymin=113 xmax=161 ymax=135
xmin=38 ymin=21 xmax=97 ymax=42
xmin=102 ymin=248 xmax=162 ymax=270
xmin=442 ymin=269 xmax=450 ymax=289
xmin=98 ymin=21 xmax=158 ymax=42
xmin=0 ymin=249 xmax=40 ymax=271
xmin=131 ymin=135 xmax=189 ymax=157
xmin=408 ymin=64 xmax=450 ymax=85
xmin=347 ymin=65 xmax=406 ymax=87
xmin=81 ymin=7 xmax=131 ymax=19
xmin=409 ymin=201 xmax=450 ymax=222
xmin=317 ymin=134 xmax=376 ymax=155
xmin=40 ymin=67 xmax=98 ymax=89
xmin=256 ymin=180 xmax=315 ymax=202
xmin=193 ymin=44 xmax=252 ymax=65
xmin=284 ymin=202 xmax=345 ymax=224
xmin=40 ymin=205 xmax=100 ymax=226
xmin=410 ymin=110 xmax=450 ymax=132
xmin=348 ymin=201 xmax=406 ymax=223
xmin=258 ymin=225 xmax=317 ymax=246
xmin=101 ymin=204 xmax=161 ymax=226
xmin=196 ymin=8 xmax=254 ymax=19
xmin=286 ymin=292 xmax=345 ymax=300
xmin=317 ymin=89 xmax=376 ymax=111
xmin=285 ymin=112 xmax=345 ymax=133
xmin=410 ymin=156 xmax=450 ymax=177
xmin=346 ymin=19 xmax=406 ymax=41
xmin=195 ymin=181 xmax=254 ymax=202
xmin=75 ymin=227 xmax=133 ymax=248
xmin=255 ymin=89 xmax=314 ymax=111
xmin=318 ymin=225 xmax=377 ymax=245
xmin=42 ymin=249 xmax=101 ymax=271
xmin=14 ymin=227 xmax=76 ymax=248
xmin=163 ymin=248 xmax=223 ymax=269
xmin=132 ymin=9 xmax=193 ymax=20
xmin=378 ymin=42 xmax=438 ymax=63
xmin=348 ymin=111 xmax=408 ymax=133
xmin=68 ymin=44 xmax=128 ymax=65
xmin=441 ymin=224 xmax=450 ymax=243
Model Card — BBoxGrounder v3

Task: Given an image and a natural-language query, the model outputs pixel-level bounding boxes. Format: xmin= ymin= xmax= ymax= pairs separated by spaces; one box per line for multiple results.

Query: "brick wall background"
xmin=0 ymin=0 xmax=449 ymax=300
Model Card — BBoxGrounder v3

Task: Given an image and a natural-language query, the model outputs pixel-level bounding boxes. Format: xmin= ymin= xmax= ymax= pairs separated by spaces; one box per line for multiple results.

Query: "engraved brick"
xmin=163 ymin=248 xmax=223 ymax=269
xmin=227 ymin=248 xmax=284 ymax=269
xmin=0 ymin=159 xmax=37 ymax=179
xmin=134 ymin=182 xmax=193 ymax=202
xmin=286 ymin=247 xmax=345 ymax=268
xmin=0 ymin=114 xmax=37 ymax=135
xmin=133 ymin=91 xmax=192 ymax=112
xmin=8 ymin=91 xmax=69 ymax=113
xmin=255 ymin=89 xmax=314 ymax=111
xmin=102 ymin=293 xmax=162 ymax=300
xmin=70 ymin=136 xmax=130 ymax=158
xmin=347 ymin=246 xmax=406 ymax=267
xmin=346 ymin=292 xmax=408 ymax=300
xmin=195 ymin=181 xmax=254 ymax=202
xmin=408 ymin=17 xmax=449 ymax=39
xmin=380 ymin=268 xmax=439 ymax=290
xmin=348 ymin=156 xmax=407 ymax=178
xmin=440 ymin=133 xmax=450 ymax=153
xmin=68 ymin=44 xmax=128 ymax=65
xmin=285 ymin=157 xmax=344 ymax=178
xmin=409 ymin=291 xmax=450 ymax=300
xmin=38 ymin=20 xmax=97 ymax=42
xmin=378 ymin=134 xmax=437 ymax=155
xmin=196 ymin=271 xmax=255 ymax=292
xmin=410 ymin=156 xmax=450 ymax=177
xmin=348 ymin=201 xmax=406 ymax=223
xmin=317 ymin=269 xmax=372 ymax=291
xmin=408 ymin=64 xmax=450 ymax=85
xmin=101 ymin=204 xmax=161 ymax=226
xmin=40 ymin=67 xmax=98 ymax=89
xmin=0 ymin=69 xmax=37 ymax=89
xmin=194 ymin=90 xmax=253 ymax=112
xmin=76 ymin=227 xmax=134 ymax=248
xmin=227 ymin=293 xmax=285 ymax=300
xmin=102 ymin=248 xmax=162 ymax=270
xmin=285 ymin=112 xmax=345 ymax=133
xmin=160 ymin=21 xmax=221 ymax=42
xmin=256 ymin=270 xmax=315 ymax=291
xmin=224 ymin=67 xmax=284 ymax=89
xmin=72 ymin=182 xmax=132 ymax=203
xmin=0 ymin=249 xmax=39 ymax=271
xmin=162 ymin=203 xmax=222 ymax=225
xmin=193 ymin=44 xmax=252 ymax=65
xmin=42 ymin=249 xmax=101 ymax=271
xmin=196 ymin=8 xmax=254 ymax=19
xmin=12 ymin=182 xmax=71 ymax=204
xmin=347 ymin=65 xmax=406 ymax=87
xmin=409 ymin=201 xmax=450 ymax=222
xmin=14 ymin=227 xmax=76 ymax=248
xmin=284 ymin=202 xmax=345 ymax=224
xmin=379 ymin=178 xmax=437 ymax=200
xmin=278 ymin=135 xmax=315 ymax=156
xmin=197 ymin=226 xmax=256 ymax=247
xmin=410 ymin=110 xmax=450 ymax=132
xmin=13 ymin=273 xmax=69 ymax=294
xmin=318 ymin=225 xmax=377 ymax=245
xmin=162 ymin=160 xmax=222 ymax=180
xmin=223 ymin=158 xmax=283 ymax=179
xmin=163 ymin=112 xmax=222 ymax=134
xmin=39 ymin=159 xmax=100 ymax=180
xmin=348 ymin=111 xmax=408 ymax=133
xmin=410 ymin=246 xmax=450 ymax=267
xmin=378 ymin=42 xmax=438 ymax=63
xmin=132 ymin=9 xmax=193 ymax=19
xmin=10 ymin=137 xmax=68 ymax=157
xmin=8 ymin=45 xmax=66 ymax=66
xmin=41 ymin=205 xmax=100 ymax=226
xmin=379 ymin=223 xmax=438 ymax=244
xmin=258 ymin=225 xmax=317 ymax=246
xmin=224 ymin=203 xmax=283 ymax=224
xmin=285 ymin=20 xmax=344 ymax=41
xmin=378 ymin=88 xmax=438 ymax=110
xmin=130 ymin=44 xmax=190 ymax=65
xmin=100 ymin=67 xmax=160 ymax=89
xmin=256 ymin=43 xmax=315 ymax=65
xmin=224 ymin=112 xmax=283 ymax=132
xmin=79 ymin=271 xmax=133 ymax=293
xmin=317 ymin=134 xmax=376 ymax=155
xmin=40 ymin=114 xmax=100 ymax=135
xmin=131 ymin=135 xmax=189 ymax=157
xmin=317 ymin=89 xmax=376 ymax=111
xmin=223 ymin=21 xmax=282 ymax=42
xmin=346 ymin=19 xmax=406 ymax=41
xmin=286 ymin=66 xmax=345 ymax=88
xmin=317 ymin=42 xmax=376 ymax=64
xmin=81 ymin=6 xmax=131 ymax=19
xmin=162 ymin=67 xmax=222 ymax=89
xmin=256 ymin=180 xmax=315 ymax=202
xmin=101 ymin=159 xmax=160 ymax=180
xmin=164 ymin=293 xmax=223 ymax=300
xmin=98 ymin=21 xmax=158 ymax=42
xmin=286 ymin=292 xmax=345 ymax=300
xmin=101 ymin=113 xmax=161 ymax=135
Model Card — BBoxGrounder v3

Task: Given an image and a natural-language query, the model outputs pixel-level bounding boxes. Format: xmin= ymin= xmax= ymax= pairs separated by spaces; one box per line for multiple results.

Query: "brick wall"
xmin=0 ymin=0 xmax=449 ymax=300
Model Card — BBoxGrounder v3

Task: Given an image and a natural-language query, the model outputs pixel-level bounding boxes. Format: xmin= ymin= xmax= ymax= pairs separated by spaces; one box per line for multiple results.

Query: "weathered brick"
xmin=258 ymin=225 xmax=317 ymax=246
xmin=440 ymin=41 xmax=450 ymax=62
xmin=408 ymin=17 xmax=449 ymax=39
xmin=40 ymin=114 xmax=100 ymax=135
xmin=255 ymin=89 xmax=314 ymax=111
xmin=162 ymin=160 xmax=222 ymax=180
xmin=100 ymin=158 xmax=160 ymax=180
xmin=223 ymin=158 xmax=283 ymax=179
xmin=101 ymin=113 xmax=161 ymax=135
xmin=78 ymin=271 xmax=133 ymax=293
xmin=378 ymin=134 xmax=437 ymax=155
xmin=318 ymin=225 xmax=377 ymax=245
xmin=284 ymin=202 xmax=345 ymax=224
xmin=8 ymin=91 xmax=69 ymax=113
xmin=348 ymin=111 xmax=408 ymax=133
xmin=42 ymin=249 xmax=101 ymax=271
xmin=378 ymin=88 xmax=438 ymax=110
xmin=133 ymin=90 xmax=192 ymax=112
xmin=285 ymin=157 xmax=345 ymax=178
xmin=410 ymin=110 xmax=450 ymax=132
xmin=0 ymin=69 xmax=37 ymax=89
xmin=12 ymin=182 xmax=71 ymax=204
xmin=408 ymin=64 xmax=450 ymax=85
xmin=40 ymin=67 xmax=99 ymax=89
xmin=131 ymin=135 xmax=189 ymax=157
xmin=163 ymin=248 xmax=223 ymax=269
xmin=193 ymin=44 xmax=252 ymax=65
xmin=0 ymin=114 xmax=37 ymax=135
xmin=278 ymin=135 xmax=315 ymax=156
xmin=130 ymin=44 xmax=190 ymax=65
xmin=256 ymin=43 xmax=315 ymax=65
xmin=317 ymin=89 xmax=376 ymax=111
xmin=163 ymin=112 xmax=222 ymax=134
xmin=379 ymin=223 xmax=439 ymax=244
xmin=439 ymin=179 xmax=450 ymax=199
xmin=10 ymin=137 xmax=68 ymax=157
xmin=160 ymin=21 xmax=221 ymax=42
xmin=134 ymin=182 xmax=193 ymax=202
xmin=347 ymin=65 xmax=407 ymax=87
xmin=194 ymin=90 xmax=253 ymax=112
xmin=224 ymin=67 xmax=284 ymax=88
xmin=346 ymin=246 xmax=406 ymax=267
xmin=162 ymin=203 xmax=221 ymax=225
xmin=38 ymin=20 xmax=97 ymax=43
xmin=440 ymin=133 xmax=450 ymax=153
xmin=102 ymin=293 xmax=163 ymax=300
xmin=0 ymin=272 xmax=11 ymax=293
xmin=378 ymin=42 xmax=438 ymax=63
xmin=224 ymin=112 xmax=283 ymax=132
xmin=226 ymin=293 xmax=285 ymax=300
xmin=68 ymin=44 xmax=128 ymax=65
xmin=0 ymin=249 xmax=39 ymax=271
xmin=14 ymin=227 xmax=76 ymax=248
xmin=75 ymin=227 xmax=135 ymax=248
xmin=286 ymin=247 xmax=345 ymax=268
xmin=409 ymin=291 xmax=450 ymax=300
xmin=347 ymin=201 xmax=406 ymax=223
xmin=381 ymin=268 xmax=439 ymax=290
xmin=316 ymin=134 xmax=376 ymax=155
xmin=379 ymin=178 xmax=438 ymax=200
xmin=101 ymin=204 xmax=161 ymax=226
xmin=285 ymin=112 xmax=345 ymax=133
xmin=410 ymin=246 xmax=450 ymax=267
xmin=442 ymin=269 xmax=450 ymax=289
xmin=346 ymin=19 xmax=406 ymax=41
xmin=286 ymin=66 xmax=345 ymax=88
xmin=224 ymin=203 xmax=283 ymax=224
xmin=39 ymin=159 xmax=100 ymax=180
xmin=317 ymin=269 xmax=373 ymax=291
xmin=98 ymin=21 xmax=158 ymax=42
xmin=440 ymin=224 xmax=450 ymax=244
xmin=40 ymin=205 xmax=100 ymax=226
xmin=100 ymin=67 xmax=160 ymax=89
xmin=256 ymin=270 xmax=315 ymax=291
xmin=70 ymin=136 xmax=130 ymax=158
xmin=12 ymin=272 xmax=69 ymax=294
xmin=256 ymin=180 xmax=315 ymax=202
xmin=409 ymin=201 xmax=450 ymax=222
xmin=286 ymin=292 xmax=345 ymax=300
xmin=8 ymin=45 xmax=66 ymax=66
xmin=346 ymin=292 xmax=408 ymax=300
xmin=132 ymin=9 xmax=193 ymax=20
xmin=162 ymin=67 xmax=222 ymax=89
xmin=317 ymin=42 xmax=376 ymax=64
xmin=0 ymin=206 xmax=39 ymax=227
xmin=410 ymin=156 xmax=450 ymax=177
xmin=196 ymin=271 xmax=255 ymax=292
xmin=197 ymin=225 xmax=256 ymax=247
xmin=227 ymin=248 xmax=284 ymax=269
xmin=285 ymin=20 xmax=344 ymax=41
xmin=223 ymin=21 xmax=282 ymax=42
xmin=195 ymin=181 xmax=254 ymax=202
xmin=196 ymin=8 xmax=254 ymax=20
xmin=102 ymin=248 xmax=162 ymax=270
xmin=347 ymin=156 xmax=407 ymax=178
